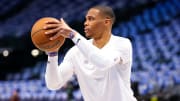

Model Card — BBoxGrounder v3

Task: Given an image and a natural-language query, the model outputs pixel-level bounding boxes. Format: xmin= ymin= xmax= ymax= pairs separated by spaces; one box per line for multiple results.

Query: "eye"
xmin=88 ymin=17 xmax=94 ymax=21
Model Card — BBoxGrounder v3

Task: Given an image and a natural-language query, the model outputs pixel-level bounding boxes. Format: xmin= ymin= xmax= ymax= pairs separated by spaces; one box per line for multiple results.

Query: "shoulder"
xmin=111 ymin=35 xmax=132 ymax=46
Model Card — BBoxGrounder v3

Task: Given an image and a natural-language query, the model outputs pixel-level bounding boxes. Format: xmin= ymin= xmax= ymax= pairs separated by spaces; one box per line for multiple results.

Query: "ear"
xmin=104 ymin=18 xmax=111 ymax=25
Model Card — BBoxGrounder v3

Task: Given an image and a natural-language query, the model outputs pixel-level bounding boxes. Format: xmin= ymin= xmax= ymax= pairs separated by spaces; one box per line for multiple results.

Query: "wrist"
xmin=46 ymin=51 xmax=58 ymax=57
xmin=72 ymin=32 xmax=81 ymax=45
xmin=69 ymin=31 xmax=75 ymax=39
xmin=69 ymin=30 xmax=77 ymax=39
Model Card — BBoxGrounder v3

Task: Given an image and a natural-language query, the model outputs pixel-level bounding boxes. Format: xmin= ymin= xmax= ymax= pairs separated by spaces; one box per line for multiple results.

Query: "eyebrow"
xmin=86 ymin=15 xmax=95 ymax=18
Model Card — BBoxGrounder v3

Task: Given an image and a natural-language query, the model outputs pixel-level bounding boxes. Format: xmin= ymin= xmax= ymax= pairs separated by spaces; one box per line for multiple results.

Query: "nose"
xmin=84 ymin=20 xmax=88 ymax=27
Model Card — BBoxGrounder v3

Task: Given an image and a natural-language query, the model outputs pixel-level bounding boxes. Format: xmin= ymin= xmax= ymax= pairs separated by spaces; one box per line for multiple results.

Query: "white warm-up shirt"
xmin=45 ymin=33 xmax=137 ymax=101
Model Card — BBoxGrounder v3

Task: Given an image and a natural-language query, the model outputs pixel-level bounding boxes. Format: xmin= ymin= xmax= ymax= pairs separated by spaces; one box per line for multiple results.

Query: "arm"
xmin=45 ymin=52 xmax=74 ymax=90
xmin=72 ymin=33 xmax=132 ymax=70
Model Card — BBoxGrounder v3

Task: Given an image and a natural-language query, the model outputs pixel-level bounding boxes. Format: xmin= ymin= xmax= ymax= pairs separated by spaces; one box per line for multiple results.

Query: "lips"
xmin=84 ymin=28 xmax=89 ymax=33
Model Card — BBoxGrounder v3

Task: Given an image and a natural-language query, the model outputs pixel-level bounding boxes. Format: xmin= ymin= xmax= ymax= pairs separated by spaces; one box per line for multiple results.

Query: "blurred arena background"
xmin=0 ymin=0 xmax=180 ymax=101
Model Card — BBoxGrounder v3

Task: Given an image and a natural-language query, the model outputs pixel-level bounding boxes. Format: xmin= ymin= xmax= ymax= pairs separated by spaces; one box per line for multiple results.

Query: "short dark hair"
xmin=91 ymin=5 xmax=116 ymax=24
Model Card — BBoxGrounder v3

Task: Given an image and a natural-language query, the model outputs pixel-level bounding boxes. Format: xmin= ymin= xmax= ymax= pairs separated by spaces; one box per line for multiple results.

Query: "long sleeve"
xmin=45 ymin=53 xmax=74 ymax=90
xmin=72 ymin=33 xmax=132 ymax=70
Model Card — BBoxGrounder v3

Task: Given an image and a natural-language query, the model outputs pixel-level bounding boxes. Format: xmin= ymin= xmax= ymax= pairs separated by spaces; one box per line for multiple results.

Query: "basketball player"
xmin=43 ymin=5 xmax=137 ymax=101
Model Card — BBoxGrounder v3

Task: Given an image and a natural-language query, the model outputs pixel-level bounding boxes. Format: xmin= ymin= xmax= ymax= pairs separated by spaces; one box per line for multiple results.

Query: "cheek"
xmin=95 ymin=25 xmax=105 ymax=35
xmin=91 ymin=22 xmax=103 ymax=31
xmin=87 ymin=21 xmax=105 ymax=37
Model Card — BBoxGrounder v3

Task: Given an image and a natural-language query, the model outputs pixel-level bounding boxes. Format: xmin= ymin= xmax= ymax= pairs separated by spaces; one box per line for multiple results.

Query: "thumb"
xmin=60 ymin=18 xmax=65 ymax=23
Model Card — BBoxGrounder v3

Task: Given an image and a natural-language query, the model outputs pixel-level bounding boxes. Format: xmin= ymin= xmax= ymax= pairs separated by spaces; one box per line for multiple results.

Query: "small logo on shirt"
xmin=114 ymin=57 xmax=118 ymax=62
xmin=84 ymin=60 xmax=88 ymax=64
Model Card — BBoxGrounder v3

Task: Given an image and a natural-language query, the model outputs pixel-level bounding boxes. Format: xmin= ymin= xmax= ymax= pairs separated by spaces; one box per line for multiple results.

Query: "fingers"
xmin=45 ymin=20 xmax=59 ymax=24
xmin=49 ymin=31 xmax=62 ymax=40
xmin=43 ymin=24 xmax=60 ymax=29
xmin=60 ymin=18 xmax=69 ymax=27
xmin=60 ymin=18 xmax=65 ymax=23
xmin=49 ymin=29 xmax=72 ymax=40
xmin=45 ymin=27 xmax=61 ymax=35
xmin=44 ymin=18 xmax=73 ymax=40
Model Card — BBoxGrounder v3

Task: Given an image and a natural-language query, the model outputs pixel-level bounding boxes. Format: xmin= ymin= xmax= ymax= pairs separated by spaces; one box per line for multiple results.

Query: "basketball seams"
xmin=31 ymin=28 xmax=44 ymax=37
xmin=31 ymin=29 xmax=50 ymax=44
xmin=39 ymin=40 xmax=61 ymax=50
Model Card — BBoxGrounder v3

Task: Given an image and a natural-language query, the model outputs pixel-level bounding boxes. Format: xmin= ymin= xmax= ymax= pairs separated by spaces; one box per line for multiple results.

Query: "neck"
xmin=93 ymin=32 xmax=111 ymax=49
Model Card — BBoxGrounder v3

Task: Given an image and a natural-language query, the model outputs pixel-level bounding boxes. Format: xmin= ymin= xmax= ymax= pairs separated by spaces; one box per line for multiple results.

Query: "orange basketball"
xmin=31 ymin=17 xmax=65 ymax=52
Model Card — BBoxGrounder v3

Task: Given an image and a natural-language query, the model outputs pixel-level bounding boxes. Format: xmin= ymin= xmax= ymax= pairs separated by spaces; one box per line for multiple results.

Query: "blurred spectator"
xmin=10 ymin=90 xmax=20 ymax=101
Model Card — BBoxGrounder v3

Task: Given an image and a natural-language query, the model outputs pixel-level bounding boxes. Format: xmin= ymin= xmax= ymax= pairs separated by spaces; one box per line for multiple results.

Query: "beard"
xmin=85 ymin=31 xmax=93 ymax=38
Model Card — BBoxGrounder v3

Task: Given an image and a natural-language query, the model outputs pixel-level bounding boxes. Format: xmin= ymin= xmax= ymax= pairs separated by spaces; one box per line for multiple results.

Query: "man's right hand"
xmin=43 ymin=18 xmax=76 ymax=40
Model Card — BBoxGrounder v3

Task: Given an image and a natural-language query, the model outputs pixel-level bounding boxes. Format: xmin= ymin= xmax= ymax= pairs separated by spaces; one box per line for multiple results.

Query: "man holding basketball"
xmin=44 ymin=5 xmax=137 ymax=101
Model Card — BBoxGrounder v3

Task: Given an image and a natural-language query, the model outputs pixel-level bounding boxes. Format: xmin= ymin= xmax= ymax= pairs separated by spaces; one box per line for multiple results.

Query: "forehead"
xmin=86 ymin=8 xmax=101 ymax=18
